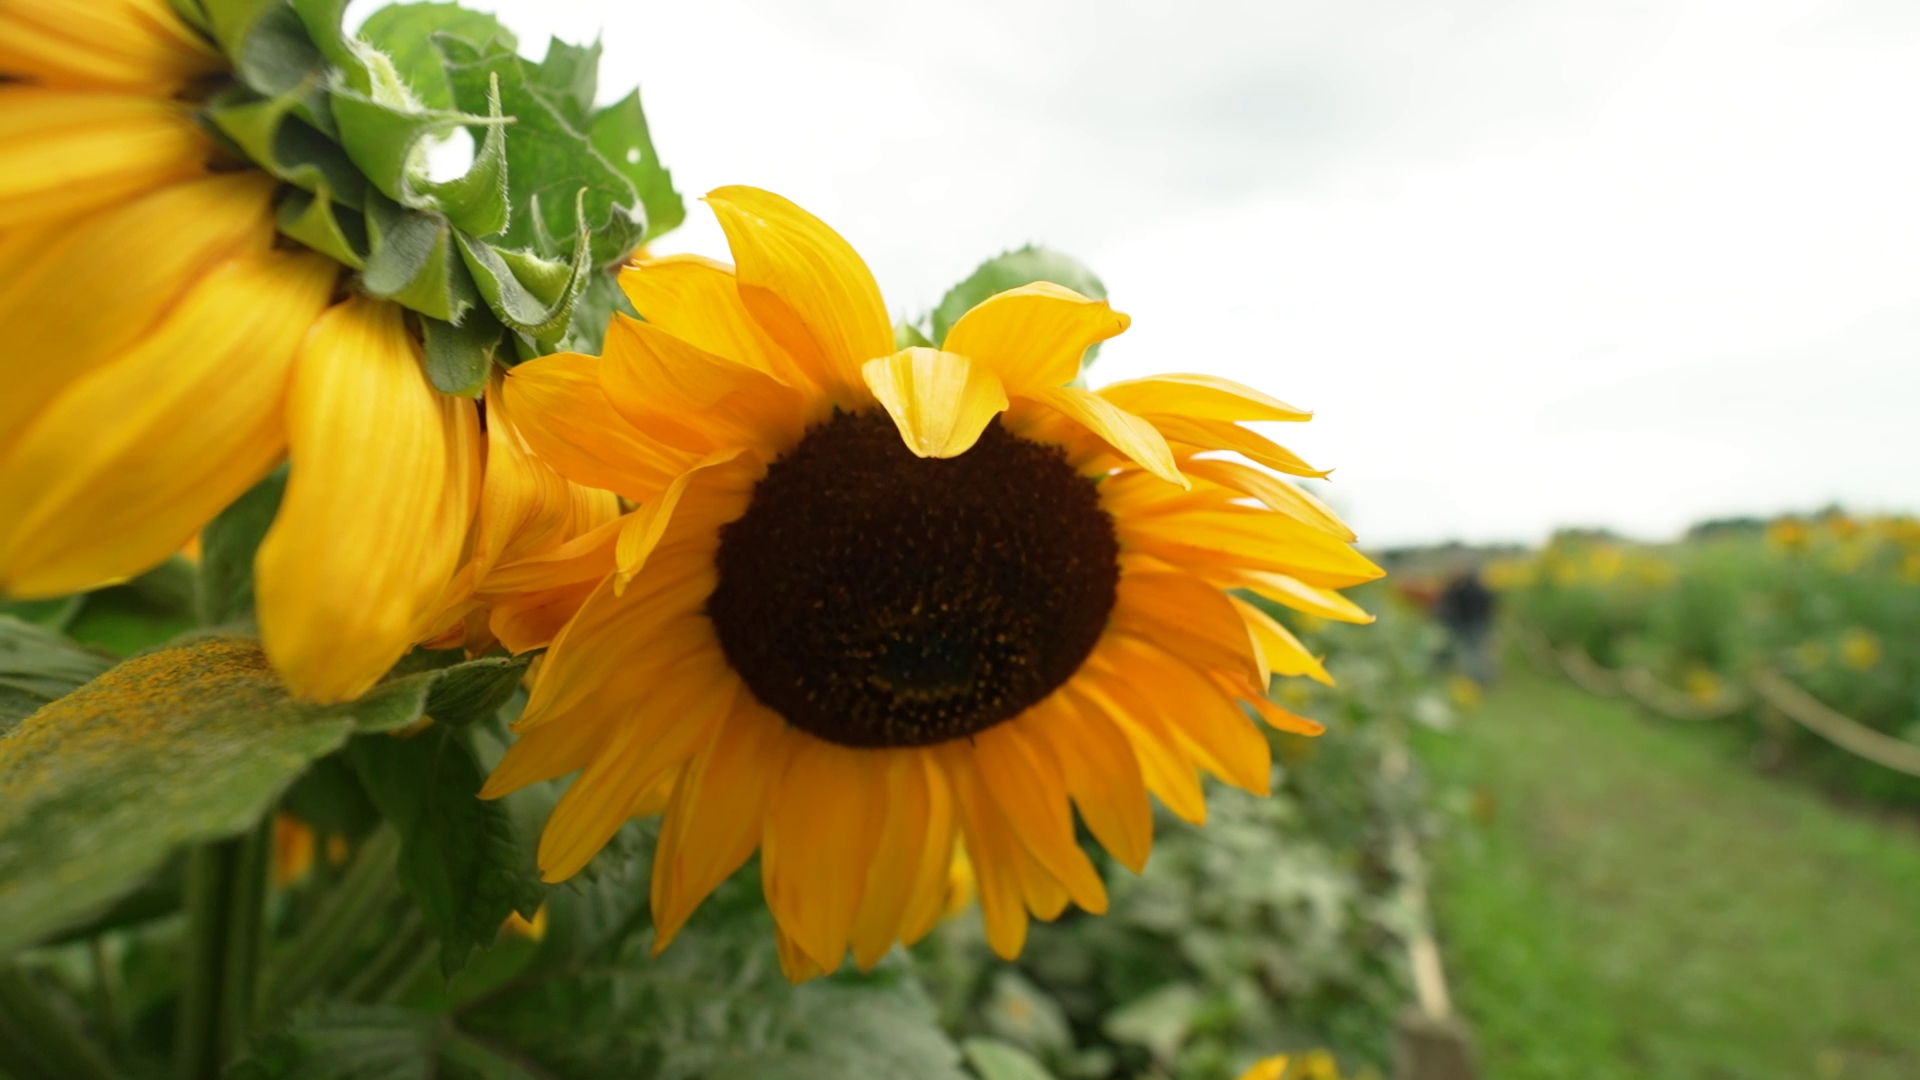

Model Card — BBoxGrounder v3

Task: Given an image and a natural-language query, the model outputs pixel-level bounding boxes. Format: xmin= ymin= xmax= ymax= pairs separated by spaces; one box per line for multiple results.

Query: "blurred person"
xmin=1435 ymin=565 xmax=1497 ymax=686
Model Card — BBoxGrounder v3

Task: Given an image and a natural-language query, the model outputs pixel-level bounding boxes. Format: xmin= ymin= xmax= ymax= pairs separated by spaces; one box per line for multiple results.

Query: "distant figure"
xmin=1435 ymin=569 xmax=1497 ymax=686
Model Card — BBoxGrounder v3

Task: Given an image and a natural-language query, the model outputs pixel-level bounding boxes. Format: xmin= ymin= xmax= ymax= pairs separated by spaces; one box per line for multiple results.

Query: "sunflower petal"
xmin=1031 ymin=691 xmax=1153 ymax=873
xmin=600 ymin=313 xmax=809 ymax=454
xmin=618 ymin=253 xmax=808 ymax=386
xmin=762 ymin=735 xmax=886 ymax=972
xmin=0 ymin=88 xmax=207 ymax=227
xmin=0 ymin=0 xmax=221 ymax=92
xmin=1233 ymin=568 xmax=1375 ymax=624
xmin=1231 ymin=595 xmax=1334 ymax=685
xmin=896 ymin=756 xmax=959 ymax=947
xmin=1023 ymin=386 xmax=1185 ymax=487
xmin=704 ymin=185 xmax=892 ymax=404
xmin=651 ymin=697 xmax=792 ymax=951
xmin=256 ymin=297 xmax=481 ymax=703
xmin=1178 ymin=456 xmax=1354 ymax=541
xmin=614 ymin=449 xmax=747 ymax=593
xmin=975 ymin=719 xmax=1108 ymax=915
xmin=850 ymin=750 xmax=932 ymax=970
xmin=1151 ymin=414 xmax=1329 ymax=478
xmin=942 ymin=281 xmax=1129 ymax=395
xmin=1099 ymin=373 xmax=1311 ymax=423
xmin=861 ymin=348 xmax=1010 ymax=459
xmin=1068 ymin=676 xmax=1208 ymax=825
xmin=535 ymin=656 xmax=736 ymax=882
xmin=0 ymin=172 xmax=275 ymax=457
xmin=942 ymin=745 xmax=1031 ymax=959
xmin=0 ymin=249 xmax=334 ymax=598
xmin=502 ymin=352 xmax=696 ymax=502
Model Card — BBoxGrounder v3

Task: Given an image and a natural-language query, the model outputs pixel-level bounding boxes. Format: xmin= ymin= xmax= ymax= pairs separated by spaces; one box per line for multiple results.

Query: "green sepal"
xmin=556 ymin=268 xmax=637 ymax=355
xmin=930 ymin=245 xmax=1110 ymax=347
xmin=357 ymin=3 xmax=518 ymax=113
xmin=440 ymin=35 xmax=646 ymax=266
xmin=361 ymin=192 xmax=480 ymax=324
xmin=588 ymin=89 xmax=685 ymax=242
xmin=169 ymin=0 xmax=214 ymax=35
xmin=275 ymin=182 xmax=368 ymax=269
xmin=205 ymin=80 xmax=364 ymax=203
xmin=421 ymin=305 xmax=507 ymax=398
xmin=455 ymin=216 xmax=592 ymax=343
xmin=201 ymin=0 xmax=334 ymax=137
xmin=895 ymin=318 xmax=935 ymax=351
xmin=330 ymin=86 xmax=509 ymax=227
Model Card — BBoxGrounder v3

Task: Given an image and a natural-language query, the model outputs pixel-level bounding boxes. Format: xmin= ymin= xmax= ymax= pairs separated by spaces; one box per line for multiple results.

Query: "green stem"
xmin=337 ymin=907 xmax=424 ymax=1002
xmin=89 ymin=936 xmax=128 ymax=1064
xmin=173 ymin=818 xmax=273 ymax=1080
xmin=0 ymin=963 xmax=123 ymax=1080
xmin=259 ymin=825 xmax=402 ymax=1020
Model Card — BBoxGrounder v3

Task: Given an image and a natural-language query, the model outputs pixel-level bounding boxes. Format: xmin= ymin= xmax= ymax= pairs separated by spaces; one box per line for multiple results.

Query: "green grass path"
xmin=1416 ymin=664 xmax=1920 ymax=1080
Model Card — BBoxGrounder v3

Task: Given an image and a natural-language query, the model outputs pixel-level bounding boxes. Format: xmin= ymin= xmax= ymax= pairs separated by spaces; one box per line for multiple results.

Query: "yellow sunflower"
xmin=0 ymin=0 xmax=629 ymax=700
xmin=481 ymin=186 xmax=1380 ymax=980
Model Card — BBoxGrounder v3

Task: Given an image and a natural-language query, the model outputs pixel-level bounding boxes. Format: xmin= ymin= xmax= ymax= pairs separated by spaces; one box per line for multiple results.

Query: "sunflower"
xmin=0 ymin=0 xmax=650 ymax=700
xmin=481 ymin=186 xmax=1381 ymax=980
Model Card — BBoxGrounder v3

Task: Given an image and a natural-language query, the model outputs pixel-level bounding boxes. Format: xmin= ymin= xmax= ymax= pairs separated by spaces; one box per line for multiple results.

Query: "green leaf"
xmin=895 ymin=318 xmax=935 ymax=351
xmin=230 ymin=1004 xmax=541 ymax=1080
xmin=0 ymin=618 xmax=112 ymax=733
xmin=361 ymin=193 xmax=481 ymax=324
xmin=588 ymin=89 xmax=685 ymax=243
xmin=0 ymin=637 xmax=438 ymax=957
xmin=930 ymin=246 xmax=1109 ymax=349
xmin=348 ymin=722 xmax=544 ymax=975
xmin=440 ymin=35 xmax=645 ymax=266
xmin=276 ymin=182 xmax=369 ymax=269
xmin=962 ymin=1037 xmax=1060 ymax=1080
xmin=358 ymin=2 xmax=517 ymax=113
xmin=421 ymin=306 xmax=506 ymax=397
xmin=529 ymin=36 xmax=600 ymax=128
xmin=422 ymin=654 xmax=529 ymax=726
xmin=196 ymin=467 xmax=285 ymax=630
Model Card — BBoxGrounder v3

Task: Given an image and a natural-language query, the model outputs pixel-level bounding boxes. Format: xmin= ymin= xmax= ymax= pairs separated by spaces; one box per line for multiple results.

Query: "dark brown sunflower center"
xmin=707 ymin=410 xmax=1119 ymax=748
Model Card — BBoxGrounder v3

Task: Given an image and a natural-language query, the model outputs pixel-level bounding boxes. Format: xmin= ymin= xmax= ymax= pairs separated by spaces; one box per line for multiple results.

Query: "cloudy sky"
xmin=402 ymin=0 xmax=1920 ymax=546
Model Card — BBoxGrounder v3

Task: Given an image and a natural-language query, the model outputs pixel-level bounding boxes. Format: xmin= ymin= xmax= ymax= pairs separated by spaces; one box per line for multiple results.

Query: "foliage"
xmin=1499 ymin=511 xmax=1920 ymax=802
xmin=915 ymin=587 xmax=1448 ymax=1079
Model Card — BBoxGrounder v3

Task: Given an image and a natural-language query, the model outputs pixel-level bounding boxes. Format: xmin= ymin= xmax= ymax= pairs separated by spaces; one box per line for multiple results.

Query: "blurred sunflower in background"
xmin=0 ymin=0 xmax=475 ymax=700
xmin=482 ymin=186 xmax=1382 ymax=980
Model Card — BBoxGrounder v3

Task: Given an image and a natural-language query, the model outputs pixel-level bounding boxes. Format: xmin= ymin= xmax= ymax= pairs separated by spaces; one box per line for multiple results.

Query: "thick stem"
xmin=259 ymin=825 xmax=402 ymax=1020
xmin=173 ymin=818 xmax=273 ymax=1080
xmin=0 ymin=963 xmax=123 ymax=1080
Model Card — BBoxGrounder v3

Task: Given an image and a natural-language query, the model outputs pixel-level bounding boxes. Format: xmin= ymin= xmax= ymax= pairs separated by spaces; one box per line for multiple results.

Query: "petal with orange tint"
xmin=861 ymin=348 xmax=1009 ymax=459
xmin=0 ymin=172 xmax=275 ymax=458
xmin=256 ymin=298 xmax=481 ymax=703
xmin=0 ymin=88 xmax=207 ymax=227
xmin=761 ymin=735 xmax=886 ymax=972
xmin=535 ymin=655 xmax=737 ymax=882
xmin=942 ymin=281 xmax=1129 ymax=395
xmin=1030 ymin=691 xmax=1153 ymax=873
xmin=850 ymin=750 xmax=933 ymax=970
xmin=502 ymin=352 xmax=694 ymax=502
xmin=651 ymin=698 xmax=792 ymax=951
xmin=600 ymin=313 xmax=809 ymax=454
xmin=896 ymin=756 xmax=959 ymax=947
xmin=1066 ymin=677 xmax=1208 ymax=825
xmin=1098 ymin=373 xmax=1311 ymax=423
xmin=704 ymin=185 xmax=893 ymax=403
xmin=974 ymin=718 xmax=1108 ymax=915
xmin=614 ymin=449 xmax=747 ymax=593
xmin=941 ymin=745 xmax=1030 ymax=959
xmin=1023 ymin=386 xmax=1184 ymax=487
xmin=0 ymin=249 xmax=335 ymax=598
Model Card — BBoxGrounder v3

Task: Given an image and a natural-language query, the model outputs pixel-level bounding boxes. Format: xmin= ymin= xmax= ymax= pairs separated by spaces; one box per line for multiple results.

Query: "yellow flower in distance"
xmin=0 ymin=0 xmax=483 ymax=702
xmin=1838 ymin=628 xmax=1881 ymax=672
xmin=482 ymin=187 xmax=1380 ymax=981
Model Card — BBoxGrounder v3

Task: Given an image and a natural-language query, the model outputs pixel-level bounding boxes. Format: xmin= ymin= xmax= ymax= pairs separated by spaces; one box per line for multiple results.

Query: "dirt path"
xmin=1416 ymin=665 xmax=1920 ymax=1080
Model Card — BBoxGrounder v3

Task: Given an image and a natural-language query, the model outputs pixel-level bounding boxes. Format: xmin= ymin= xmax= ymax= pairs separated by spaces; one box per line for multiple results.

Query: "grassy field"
xmin=1416 ymin=660 xmax=1920 ymax=1080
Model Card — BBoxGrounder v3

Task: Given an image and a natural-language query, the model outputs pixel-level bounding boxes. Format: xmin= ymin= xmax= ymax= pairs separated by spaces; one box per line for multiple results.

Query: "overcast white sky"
xmin=398 ymin=0 xmax=1920 ymax=547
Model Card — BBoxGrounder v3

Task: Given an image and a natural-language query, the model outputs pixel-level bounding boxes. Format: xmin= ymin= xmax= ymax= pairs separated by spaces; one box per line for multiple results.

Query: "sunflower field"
xmin=0 ymin=2 xmax=1458 ymax=1079
xmin=1498 ymin=511 xmax=1920 ymax=803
